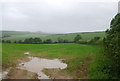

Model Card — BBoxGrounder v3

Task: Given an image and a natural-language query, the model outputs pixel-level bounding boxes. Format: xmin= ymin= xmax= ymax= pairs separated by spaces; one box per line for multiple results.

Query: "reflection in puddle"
xmin=18 ymin=57 xmax=67 ymax=79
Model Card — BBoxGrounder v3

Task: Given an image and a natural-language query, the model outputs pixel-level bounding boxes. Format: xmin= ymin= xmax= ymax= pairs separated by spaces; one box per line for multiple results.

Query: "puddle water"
xmin=0 ymin=73 xmax=2 ymax=80
xmin=18 ymin=56 xmax=67 ymax=79
xmin=0 ymin=71 xmax=9 ymax=80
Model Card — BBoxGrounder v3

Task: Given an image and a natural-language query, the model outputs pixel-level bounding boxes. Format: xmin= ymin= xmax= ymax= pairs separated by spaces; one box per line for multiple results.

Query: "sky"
xmin=0 ymin=0 xmax=119 ymax=33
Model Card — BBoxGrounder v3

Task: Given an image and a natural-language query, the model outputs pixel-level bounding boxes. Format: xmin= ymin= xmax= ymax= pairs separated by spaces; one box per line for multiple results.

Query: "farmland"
xmin=1 ymin=30 xmax=106 ymax=79
xmin=1 ymin=31 xmax=105 ymax=42
xmin=2 ymin=43 xmax=103 ymax=79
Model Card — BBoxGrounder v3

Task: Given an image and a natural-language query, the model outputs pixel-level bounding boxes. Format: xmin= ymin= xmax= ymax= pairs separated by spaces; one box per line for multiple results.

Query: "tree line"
xmin=2 ymin=35 xmax=101 ymax=44
xmin=2 ymin=35 xmax=82 ymax=44
xmin=2 ymin=35 xmax=80 ymax=44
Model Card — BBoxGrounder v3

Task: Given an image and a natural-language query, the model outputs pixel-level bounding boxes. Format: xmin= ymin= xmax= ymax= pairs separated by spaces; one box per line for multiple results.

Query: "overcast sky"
xmin=0 ymin=0 xmax=119 ymax=33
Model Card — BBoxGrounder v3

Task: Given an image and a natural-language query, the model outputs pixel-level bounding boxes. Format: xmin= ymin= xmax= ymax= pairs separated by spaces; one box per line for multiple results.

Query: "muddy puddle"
xmin=0 ymin=71 xmax=9 ymax=80
xmin=18 ymin=56 xmax=67 ymax=79
xmin=0 ymin=73 xmax=2 ymax=80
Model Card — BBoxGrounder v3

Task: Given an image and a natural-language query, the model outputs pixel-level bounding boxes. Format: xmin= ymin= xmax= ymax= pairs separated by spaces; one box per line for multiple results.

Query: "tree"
xmin=103 ymin=13 xmax=120 ymax=78
xmin=18 ymin=40 xmax=22 ymax=44
xmin=29 ymin=38 xmax=34 ymax=44
xmin=58 ymin=38 xmax=64 ymax=43
xmin=14 ymin=41 xmax=17 ymax=43
xmin=24 ymin=38 xmax=30 ymax=44
xmin=94 ymin=37 xmax=100 ymax=41
xmin=2 ymin=40 xmax=5 ymax=43
xmin=74 ymin=35 xmax=82 ymax=43
xmin=6 ymin=40 xmax=11 ymax=43
xmin=88 ymin=37 xmax=101 ymax=44
xmin=44 ymin=39 xmax=52 ymax=44
xmin=23 ymin=38 xmax=34 ymax=44
xmin=23 ymin=38 xmax=42 ymax=44
xmin=33 ymin=38 xmax=42 ymax=44
xmin=63 ymin=39 xmax=69 ymax=43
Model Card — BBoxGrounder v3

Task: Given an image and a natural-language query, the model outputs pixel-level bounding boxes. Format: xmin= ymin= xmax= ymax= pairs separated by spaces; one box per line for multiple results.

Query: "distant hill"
xmin=0 ymin=31 xmax=30 ymax=38
xmin=1 ymin=31 xmax=106 ymax=42
xmin=40 ymin=31 xmax=106 ymax=41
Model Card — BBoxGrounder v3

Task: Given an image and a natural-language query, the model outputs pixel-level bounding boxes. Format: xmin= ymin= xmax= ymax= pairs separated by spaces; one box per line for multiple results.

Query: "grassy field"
xmin=2 ymin=43 xmax=103 ymax=79
xmin=1 ymin=31 xmax=105 ymax=41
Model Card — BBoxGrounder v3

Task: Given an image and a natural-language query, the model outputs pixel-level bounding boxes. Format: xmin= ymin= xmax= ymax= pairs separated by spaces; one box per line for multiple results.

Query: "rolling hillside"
xmin=1 ymin=31 xmax=106 ymax=42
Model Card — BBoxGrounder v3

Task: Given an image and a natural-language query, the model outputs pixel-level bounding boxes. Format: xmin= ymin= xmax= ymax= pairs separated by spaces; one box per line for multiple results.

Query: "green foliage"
xmin=89 ymin=14 xmax=120 ymax=79
xmin=77 ymin=40 xmax=88 ymax=44
xmin=74 ymin=35 xmax=82 ymax=43
xmin=5 ymin=40 xmax=11 ymax=43
xmin=102 ymin=13 xmax=120 ymax=79
xmin=57 ymin=37 xmax=64 ymax=43
xmin=34 ymin=38 xmax=42 ymax=44
xmin=57 ymin=38 xmax=70 ymax=43
xmin=2 ymin=40 xmax=5 ymax=43
xmin=14 ymin=41 xmax=17 ymax=43
xmin=23 ymin=37 xmax=42 ymax=44
xmin=63 ymin=39 xmax=69 ymax=43
xmin=89 ymin=46 xmax=111 ymax=79
xmin=44 ymin=39 xmax=52 ymax=44
xmin=88 ymin=37 xmax=101 ymax=45
xmin=18 ymin=40 xmax=22 ymax=44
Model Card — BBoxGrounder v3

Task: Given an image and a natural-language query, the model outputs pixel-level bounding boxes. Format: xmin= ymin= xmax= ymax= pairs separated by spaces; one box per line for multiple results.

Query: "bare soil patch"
xmin=43 ymin=69 xmax=72 ymax=79
xmin=5 ymin=68 xmax=38 ymax=79
xmin=3 ymin=56 xmax=37 ymax=79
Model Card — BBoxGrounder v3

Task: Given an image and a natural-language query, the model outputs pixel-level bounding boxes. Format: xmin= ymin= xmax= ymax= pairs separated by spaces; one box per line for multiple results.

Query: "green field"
xmin=2 ymin=43 xmax=103 ymax=79
xmin=1 ymin=31 xmax=105 ymax=41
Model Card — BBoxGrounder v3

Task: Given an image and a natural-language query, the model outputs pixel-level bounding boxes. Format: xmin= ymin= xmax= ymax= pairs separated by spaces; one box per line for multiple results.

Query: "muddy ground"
xmin=3 ymin=53 xmax=91 ymax=79
xmin=3 ymin=57 xmax=38 ymax=79
xmin=5 ymin=68 xmax=38 ymax=79
xmin=43 ymin=69 xmax=72 ymax=79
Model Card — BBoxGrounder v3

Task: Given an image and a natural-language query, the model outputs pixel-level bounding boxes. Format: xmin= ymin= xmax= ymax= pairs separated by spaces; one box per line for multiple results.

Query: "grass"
xmin=2 ymin=43 xmax=103 ymax=78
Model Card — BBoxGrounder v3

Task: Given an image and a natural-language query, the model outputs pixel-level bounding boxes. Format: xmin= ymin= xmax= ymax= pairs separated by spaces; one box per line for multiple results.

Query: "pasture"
xmin=1 ymin=31 xmax=105 ymax=41
xmin=2 ymin=43 xmax=103 ymax=79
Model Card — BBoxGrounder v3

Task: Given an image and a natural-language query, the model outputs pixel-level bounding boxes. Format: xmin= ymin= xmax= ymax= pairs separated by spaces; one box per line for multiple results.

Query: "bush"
xmin=88 ymin=37 xmax=101 ymax=45
xmin=102 ymin=13 xmax=120 ymax=79
xmin=77 ymin=40 xmax=88 ymax=44
xmin=89 ymin=13 xmax=120 ymax=79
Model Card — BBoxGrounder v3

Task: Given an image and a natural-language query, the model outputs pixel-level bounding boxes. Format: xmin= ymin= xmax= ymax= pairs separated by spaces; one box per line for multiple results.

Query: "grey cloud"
xmin=2 ymin=1 xmax=118 ymax=33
